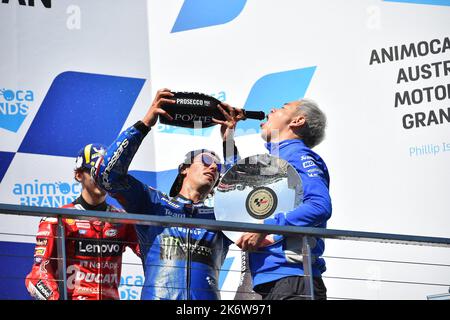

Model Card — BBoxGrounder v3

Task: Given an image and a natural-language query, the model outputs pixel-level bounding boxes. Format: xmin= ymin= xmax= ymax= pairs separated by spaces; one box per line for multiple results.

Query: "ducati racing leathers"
xmin=25 ymin=196 xmax=140 ymax=300
xmin=93 ymin=122 xmax=232 ymax=300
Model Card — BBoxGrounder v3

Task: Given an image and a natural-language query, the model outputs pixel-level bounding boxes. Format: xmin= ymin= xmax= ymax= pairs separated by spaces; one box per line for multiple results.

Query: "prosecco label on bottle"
xmin=160 ymin=91 xmax=265 ymax=128
xmin=160 ymin=92 xmax=223 ymax=128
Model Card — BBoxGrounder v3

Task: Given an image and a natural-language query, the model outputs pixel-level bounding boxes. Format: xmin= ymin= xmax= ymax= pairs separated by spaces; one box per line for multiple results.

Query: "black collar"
xmin=74 ymin=195 xmax=108 ymax=211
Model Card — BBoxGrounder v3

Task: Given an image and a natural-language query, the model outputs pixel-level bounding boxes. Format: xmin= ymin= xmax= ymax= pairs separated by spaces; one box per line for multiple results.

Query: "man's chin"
xmin=202 ymin=179 xmax=216 ymax=192
xmin=96 ymin=189 xmax=107 ymax=197
xmin=261 ymin=130 xmax=269 ymax=142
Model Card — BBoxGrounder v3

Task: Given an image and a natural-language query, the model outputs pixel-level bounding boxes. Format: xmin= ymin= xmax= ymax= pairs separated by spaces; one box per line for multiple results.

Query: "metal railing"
xmin=1 ymin=203 xmax=450 ymax=300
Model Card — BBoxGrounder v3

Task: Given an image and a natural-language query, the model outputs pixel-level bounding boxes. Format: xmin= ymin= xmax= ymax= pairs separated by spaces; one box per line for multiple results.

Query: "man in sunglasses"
xmin=92 ymin=89 xmax=232 ymax=300
xmin=168 ymin=151 xmax=223 ymax=199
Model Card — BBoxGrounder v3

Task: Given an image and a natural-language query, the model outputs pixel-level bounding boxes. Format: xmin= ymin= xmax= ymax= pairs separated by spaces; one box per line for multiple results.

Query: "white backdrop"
xmin=0 ymin=0 xmax=449 ymax=300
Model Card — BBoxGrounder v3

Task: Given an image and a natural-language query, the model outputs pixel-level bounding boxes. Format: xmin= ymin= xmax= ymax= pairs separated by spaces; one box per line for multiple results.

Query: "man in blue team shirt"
xmin=93 ymin=89 xmax=232 ymax=300
xmin=214 ymin=99 xmax=332 ymax=300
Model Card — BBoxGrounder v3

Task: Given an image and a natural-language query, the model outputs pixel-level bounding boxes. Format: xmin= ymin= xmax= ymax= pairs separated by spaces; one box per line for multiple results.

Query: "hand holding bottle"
xmin=142 ymin=88 xmax=175 ymax=128
xmin=212 ymin=102 xmax=245 ymax=141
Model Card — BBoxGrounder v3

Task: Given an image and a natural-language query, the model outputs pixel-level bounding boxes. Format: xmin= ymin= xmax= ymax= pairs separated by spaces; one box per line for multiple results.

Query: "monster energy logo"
xmin=160 ymin=235 xmax=213 ymax=266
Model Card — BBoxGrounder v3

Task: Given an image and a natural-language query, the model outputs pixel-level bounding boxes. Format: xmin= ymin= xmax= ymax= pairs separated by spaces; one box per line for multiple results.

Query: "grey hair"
xmin=296 ymin=98 xmax=327 ymax=148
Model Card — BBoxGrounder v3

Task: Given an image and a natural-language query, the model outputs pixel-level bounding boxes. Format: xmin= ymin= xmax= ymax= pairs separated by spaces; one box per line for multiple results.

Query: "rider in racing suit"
xmin=25 ymin=144 xmax=140 ymax=300
xmin=93 ymin=89 xmax=232 ymax=300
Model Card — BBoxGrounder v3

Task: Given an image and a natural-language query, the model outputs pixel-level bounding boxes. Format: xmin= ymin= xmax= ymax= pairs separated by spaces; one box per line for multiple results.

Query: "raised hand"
xmin=142 ymin=88 xmax=175 ymax=128
xmin=212 ymin=102 xmax=245 ymax=141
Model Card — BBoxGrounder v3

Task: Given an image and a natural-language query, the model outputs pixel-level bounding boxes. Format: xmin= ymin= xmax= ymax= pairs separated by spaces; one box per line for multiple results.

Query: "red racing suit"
xmin=25 ymin=196 xmax=140 ymax=300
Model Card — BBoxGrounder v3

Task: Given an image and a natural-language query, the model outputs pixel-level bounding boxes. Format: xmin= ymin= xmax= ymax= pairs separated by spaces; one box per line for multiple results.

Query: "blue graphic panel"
xmin=0 ymin=114 xmax=23 ymax=133
xmin=384 ymin=0 xmax=450 ymax=5
xmin=219 ymin=256 xmax=234 ymax=289
xmin=19 ymin=71 xmax=145 ymax=157
xmin=0 ymin=241 xmax=34 ymax=300
xmin=172 ymin=0 xmax=247 ymax=33
xmin=0 ymin=151 xmax=15 ymax=183
xmin=238 ymin=67 xmax=316 ymax=136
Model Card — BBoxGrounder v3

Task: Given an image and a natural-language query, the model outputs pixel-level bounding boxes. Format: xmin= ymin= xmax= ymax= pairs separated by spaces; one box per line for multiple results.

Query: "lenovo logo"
xmin=75 ymin=239 xmax=122 ymax=257
xmin=36 ymin=280 xmax=53 ymax=299
xmin=2 ymin=0 xmax=51 ymax=8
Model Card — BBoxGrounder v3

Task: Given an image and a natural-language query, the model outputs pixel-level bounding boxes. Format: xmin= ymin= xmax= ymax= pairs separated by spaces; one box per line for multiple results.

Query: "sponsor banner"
xmin=146 ymin=0 xmax=450 ymax=235
xmin=146 ymin=0 xmax=450 ymax=300
xmin=0 ymin=153 xmax=80 ymax=207
xmin=0 ymin=1 xmax=152 ymax=299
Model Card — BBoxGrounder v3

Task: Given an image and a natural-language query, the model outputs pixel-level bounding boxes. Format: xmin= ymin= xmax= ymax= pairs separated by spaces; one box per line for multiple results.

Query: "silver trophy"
xmin=214 ymin=154 xmax=303 ymax=245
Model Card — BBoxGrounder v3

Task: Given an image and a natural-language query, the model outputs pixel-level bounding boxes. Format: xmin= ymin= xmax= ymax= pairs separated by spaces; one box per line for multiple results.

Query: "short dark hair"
xmin=169 ymin=149 xmax=221 ymax=197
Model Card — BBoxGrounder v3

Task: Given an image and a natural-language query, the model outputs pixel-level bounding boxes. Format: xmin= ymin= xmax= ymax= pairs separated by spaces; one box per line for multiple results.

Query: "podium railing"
xmin=1 ymin=203 xmax=450 ymax=300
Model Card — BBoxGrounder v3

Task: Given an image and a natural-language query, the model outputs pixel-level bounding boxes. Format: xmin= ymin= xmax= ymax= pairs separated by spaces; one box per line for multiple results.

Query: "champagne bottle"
xmin=160 ymin=91 xmax=265 ymax=128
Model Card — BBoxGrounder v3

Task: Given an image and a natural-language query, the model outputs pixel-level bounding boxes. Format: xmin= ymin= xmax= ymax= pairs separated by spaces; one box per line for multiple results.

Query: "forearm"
xmin=95 ymin=121 xmax=149 ymax=193
xmin=25 ymin=220 xmax=60 ymax=300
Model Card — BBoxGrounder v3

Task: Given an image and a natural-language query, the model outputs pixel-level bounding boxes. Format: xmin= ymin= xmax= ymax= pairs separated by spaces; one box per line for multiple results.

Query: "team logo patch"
xmin=76 ymin=222 xmax=91 ymax=229
xmin=65 ymin=219 xmax=75 ymax=225
xmin=35 ymin=280 xmax=53 ymax=300
xmin=197 ymin=208 xmax=214 ymax=215
xmin=245 ymin=187 xmax=278 ymax=220
xmin=36 ymin=238 xmax=48 ymax=246
xmin=162 ymin=197 xmax=180 ymax=208
xmin=35 ymin=248 xmax=46 ymax=256
xmin=105 ymin=229 xmax=118 ymax=237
